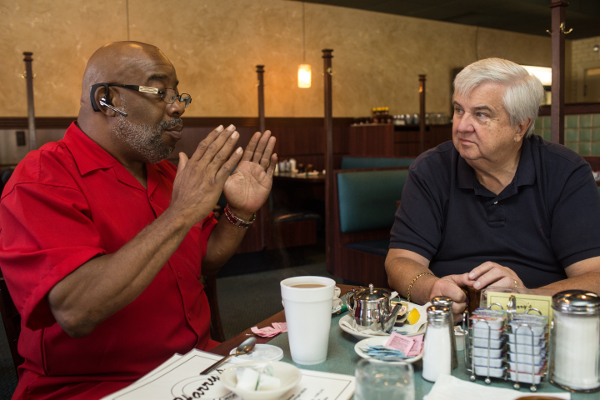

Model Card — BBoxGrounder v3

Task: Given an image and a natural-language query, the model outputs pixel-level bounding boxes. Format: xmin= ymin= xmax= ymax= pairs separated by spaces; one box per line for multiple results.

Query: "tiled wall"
xmin=534 ymin=114 xmax=600 ymax=155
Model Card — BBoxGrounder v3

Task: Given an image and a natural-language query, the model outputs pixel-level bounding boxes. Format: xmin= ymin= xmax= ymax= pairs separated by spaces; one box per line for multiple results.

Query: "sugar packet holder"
xmin=462 ymin=302 xmax=550 ymax=392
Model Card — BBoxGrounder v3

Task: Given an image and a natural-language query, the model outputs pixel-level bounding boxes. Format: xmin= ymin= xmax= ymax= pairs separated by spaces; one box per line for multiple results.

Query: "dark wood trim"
xmin=23 ymin=52 xmax=37 ymax=151
xmin=256 ymin=65 xmax=265 ymax=134
xmin=539 ymin=103 xmax=600 ymax=116
xmin=419 ymin=75 xmax=426 ymax=154
xmin=549 ymin=1 xmax=567 ymax=144
xmin=323 ymin=49 xmax=335 ymax=283
xmin=0 ymin=117 xmax=356 ymax=130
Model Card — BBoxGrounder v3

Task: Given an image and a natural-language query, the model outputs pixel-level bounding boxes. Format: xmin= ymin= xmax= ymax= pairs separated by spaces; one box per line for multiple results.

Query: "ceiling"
xmin=294 ymin=0 xmax=600 ymax=41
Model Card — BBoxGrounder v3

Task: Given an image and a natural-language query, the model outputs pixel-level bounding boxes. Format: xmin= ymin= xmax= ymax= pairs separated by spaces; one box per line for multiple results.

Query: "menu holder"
xmin=463 ymin=288 xmax=552 ymax=393
xmin=479 ymin=287 xmax=554 ymax=319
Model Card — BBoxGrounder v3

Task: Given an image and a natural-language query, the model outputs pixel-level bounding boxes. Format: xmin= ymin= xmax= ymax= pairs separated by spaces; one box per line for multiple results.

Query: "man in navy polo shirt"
xmin=386 ymin=58 xmax=600 ymax=321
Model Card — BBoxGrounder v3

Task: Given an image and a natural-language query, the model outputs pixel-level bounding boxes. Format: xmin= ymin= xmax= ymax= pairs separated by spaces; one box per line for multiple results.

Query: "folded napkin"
xmin=340 ymin=319 xmax=390 ymax=336
xmin=332 ymin=286 xmax=343 ymax=313
xmin=424 ymin=375 xmax=570 ymax=400
xmin=251 ymin=322 xmax=287 ymax=338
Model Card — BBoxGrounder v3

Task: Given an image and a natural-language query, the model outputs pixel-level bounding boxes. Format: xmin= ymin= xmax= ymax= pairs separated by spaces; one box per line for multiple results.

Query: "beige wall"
xmin=569 ymin=35 xmax=600 ymax=102
xmin=1 ymin=0 xmax=554 ymax=118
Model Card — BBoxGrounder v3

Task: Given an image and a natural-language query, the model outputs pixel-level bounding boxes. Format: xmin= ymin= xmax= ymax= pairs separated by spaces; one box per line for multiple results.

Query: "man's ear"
xmin=94 ymin=85 xmax=126 ymax=117
xmin=91 ymin=84 xmax=114 ymax=116
xmin=514 ymin=118 xmax=531 ymax=141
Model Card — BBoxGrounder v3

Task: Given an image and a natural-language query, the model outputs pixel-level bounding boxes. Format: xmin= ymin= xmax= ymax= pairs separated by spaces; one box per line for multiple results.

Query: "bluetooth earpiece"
xmin=90 ymin=83 xmax=128 ymax=117
xmin=99 ymin=98 xmax=128 ymax=117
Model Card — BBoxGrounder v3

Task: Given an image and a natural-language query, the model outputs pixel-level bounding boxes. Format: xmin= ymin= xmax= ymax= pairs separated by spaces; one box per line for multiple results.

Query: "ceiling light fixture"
xmin=298 ymin=2 xmax=311 ymax=88
xmin=522 ymin=65 xmax=552 ymax=87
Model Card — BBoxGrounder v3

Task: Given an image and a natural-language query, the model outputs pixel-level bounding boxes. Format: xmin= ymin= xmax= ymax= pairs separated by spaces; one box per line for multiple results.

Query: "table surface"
xmin=209 ymin=284 xmax=594 ymax=399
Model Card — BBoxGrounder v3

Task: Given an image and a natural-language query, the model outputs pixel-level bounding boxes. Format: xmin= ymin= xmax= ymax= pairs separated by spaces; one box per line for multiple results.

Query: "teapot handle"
xmin=346 ymin=291 xmax=355 ymax=312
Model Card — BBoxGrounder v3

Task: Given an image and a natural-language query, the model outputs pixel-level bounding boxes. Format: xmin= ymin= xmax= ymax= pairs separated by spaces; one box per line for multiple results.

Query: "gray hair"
xmin=454 ymin=58 xmax=545 ymax=138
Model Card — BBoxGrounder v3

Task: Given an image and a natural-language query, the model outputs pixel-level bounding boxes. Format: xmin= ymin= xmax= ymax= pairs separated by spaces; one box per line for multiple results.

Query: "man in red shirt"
xmin=0 ymin=42 xmax=277 ymax=399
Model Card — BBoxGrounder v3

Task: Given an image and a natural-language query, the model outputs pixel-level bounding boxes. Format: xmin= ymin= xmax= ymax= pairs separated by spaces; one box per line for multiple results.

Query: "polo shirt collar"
xmin=456 ymin=136 xmax=536 ymax=195
xmin=63 ymin=122 xmax=120 ymax=176
xmin=63 ymin=122 xmax=168 ymax=193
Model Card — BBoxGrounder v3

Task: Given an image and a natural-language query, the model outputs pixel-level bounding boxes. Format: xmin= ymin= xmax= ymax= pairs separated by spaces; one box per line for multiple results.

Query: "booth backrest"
xmin=337 ymin=169 xmax=409 ymax=233
xmin=341 ymin=157 xmax=415 ymax=170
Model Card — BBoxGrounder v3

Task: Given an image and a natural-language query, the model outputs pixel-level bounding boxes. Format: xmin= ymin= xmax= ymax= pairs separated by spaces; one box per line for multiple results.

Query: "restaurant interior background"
xmin=1 ymin=0 xmax=600 ymax=396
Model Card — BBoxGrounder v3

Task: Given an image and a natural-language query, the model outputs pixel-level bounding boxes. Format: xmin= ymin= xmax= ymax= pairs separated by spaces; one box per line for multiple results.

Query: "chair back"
xmin=202 ymin=274 xmax=226 ymax=342
xmin=0 ymin=275 xmax=24 ymax=373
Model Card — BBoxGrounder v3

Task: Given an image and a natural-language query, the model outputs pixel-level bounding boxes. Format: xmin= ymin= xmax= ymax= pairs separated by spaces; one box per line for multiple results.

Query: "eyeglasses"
xmin=91 ymin=83 xmax=192 ymax=108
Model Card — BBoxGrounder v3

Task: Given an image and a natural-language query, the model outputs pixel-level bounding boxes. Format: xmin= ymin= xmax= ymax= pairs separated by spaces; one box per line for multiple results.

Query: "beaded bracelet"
xmin=406 ymin=272 xmax=434 ymax=302
xmin=224 ymin=205 xmax=256 ymax=229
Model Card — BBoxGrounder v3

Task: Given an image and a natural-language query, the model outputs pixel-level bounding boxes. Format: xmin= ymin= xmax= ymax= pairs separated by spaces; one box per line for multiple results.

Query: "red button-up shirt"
xmin=0 ymin=123 xmax=218 ymax=399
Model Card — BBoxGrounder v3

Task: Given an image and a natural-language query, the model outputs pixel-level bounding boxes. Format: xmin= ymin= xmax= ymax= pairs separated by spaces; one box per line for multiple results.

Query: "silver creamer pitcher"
xmin=346 ymin=284 xmax=402 ymax=334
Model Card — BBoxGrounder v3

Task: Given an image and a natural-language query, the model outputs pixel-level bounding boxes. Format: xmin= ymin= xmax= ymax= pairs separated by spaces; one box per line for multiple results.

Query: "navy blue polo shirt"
xmin=390 ymin=136 xmax=600 ymax=288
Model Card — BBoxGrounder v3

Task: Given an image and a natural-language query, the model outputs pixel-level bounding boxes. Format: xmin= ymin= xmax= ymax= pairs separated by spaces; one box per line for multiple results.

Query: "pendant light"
xmin=298 ymin=2 xmax=311 ymax=88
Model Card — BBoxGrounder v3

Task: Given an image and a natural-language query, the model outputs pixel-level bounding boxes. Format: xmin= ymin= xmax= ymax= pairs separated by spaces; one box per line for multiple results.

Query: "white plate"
xmin=354 ymin=336 xmax=424 ymax=363
xmin=339 ymin=302 xmax=428 ymax=340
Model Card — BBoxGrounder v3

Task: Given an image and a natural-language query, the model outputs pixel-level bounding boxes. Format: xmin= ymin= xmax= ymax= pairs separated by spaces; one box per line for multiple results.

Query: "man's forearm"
xmin=385 ymin=255 xmax=437 ymax=304
xmin=539 ymin=272 xmax=600 ymax=296
xmin=202 ymin=210 xmax=252 ymax=275
xmin=48 ymin=207 xmax=197 ymax=338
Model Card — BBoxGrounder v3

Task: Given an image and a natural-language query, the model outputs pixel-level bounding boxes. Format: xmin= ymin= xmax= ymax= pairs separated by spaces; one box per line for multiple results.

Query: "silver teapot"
xmin=346 ymin=284 xmax=402 ymax=334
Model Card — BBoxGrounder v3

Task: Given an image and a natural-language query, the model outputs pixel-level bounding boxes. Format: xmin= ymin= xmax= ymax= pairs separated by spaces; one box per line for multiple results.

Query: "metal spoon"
xmin=200 ymin=336 xmax=257 ymax=375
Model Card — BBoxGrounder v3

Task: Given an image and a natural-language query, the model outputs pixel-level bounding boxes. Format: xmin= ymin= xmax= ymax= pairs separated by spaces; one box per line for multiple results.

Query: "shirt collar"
xmin=63 ymin=122 xmax=121 ymax=176
xmin=62 ymin=122 xmax=169 ymax=192
xmin=456 ymin=136 xmax=536 ymax=194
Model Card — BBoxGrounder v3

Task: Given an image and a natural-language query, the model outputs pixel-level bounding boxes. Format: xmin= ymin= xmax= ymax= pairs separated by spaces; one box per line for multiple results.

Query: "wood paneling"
xmin=349 ymin=124 xmax=452 ymax=158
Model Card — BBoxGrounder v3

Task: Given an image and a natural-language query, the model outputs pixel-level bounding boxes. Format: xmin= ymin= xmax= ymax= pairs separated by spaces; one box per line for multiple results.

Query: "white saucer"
xmin=228 ymin=344 xmax=284 ymax=362
xmin=339 ymin=302 xmax=428 ymax=340
xmin=354 ymin=336 xmax=424 ymax=363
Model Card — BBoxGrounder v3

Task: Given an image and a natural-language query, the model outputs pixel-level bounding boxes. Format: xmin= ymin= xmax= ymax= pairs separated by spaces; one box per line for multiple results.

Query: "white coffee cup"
xmin=280 ymin=276 xmax=336 ymax=365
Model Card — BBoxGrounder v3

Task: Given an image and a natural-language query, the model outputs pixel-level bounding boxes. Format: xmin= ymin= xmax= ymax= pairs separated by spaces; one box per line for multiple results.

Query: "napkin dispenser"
xmin=346 ymin=284 xmax=402 ymax=334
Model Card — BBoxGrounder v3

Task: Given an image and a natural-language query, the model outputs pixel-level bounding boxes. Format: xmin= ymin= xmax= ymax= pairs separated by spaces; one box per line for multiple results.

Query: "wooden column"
xmin=23 ymin=52 xmax=37 ymax=151
xmin=549 ymin=1 xmax=570 ymax=144
xmin=256 ymin=65 xmax=265 ymax=134
xmin=255 ymin=64 xmax=267 ymax=251
xmin=323 ymin=49 xmax=334 ymax=273
xmin=419 ymin=75 xmax=426 ymax=154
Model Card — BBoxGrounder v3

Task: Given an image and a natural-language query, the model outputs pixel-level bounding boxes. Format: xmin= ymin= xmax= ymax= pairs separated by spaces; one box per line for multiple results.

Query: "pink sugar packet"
xmin=385 ymin=332 xmax=415 ymax=355
xmin=272 ymin=322 xmax=287 ymax=332
xmin=251 ymin=322 xmax=288 ymax=337
xmin=406 ymin=334 xmax=424 ymax=357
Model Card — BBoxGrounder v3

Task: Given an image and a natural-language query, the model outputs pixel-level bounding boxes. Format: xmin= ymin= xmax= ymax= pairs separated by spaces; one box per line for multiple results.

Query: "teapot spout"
xmin=382 ymin=302 xmax=403 ymax=333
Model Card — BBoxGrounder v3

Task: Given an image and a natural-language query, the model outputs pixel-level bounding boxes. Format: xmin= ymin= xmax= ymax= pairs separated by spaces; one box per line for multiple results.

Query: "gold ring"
xmin=514 ymin=279 xmax=518 ymax=288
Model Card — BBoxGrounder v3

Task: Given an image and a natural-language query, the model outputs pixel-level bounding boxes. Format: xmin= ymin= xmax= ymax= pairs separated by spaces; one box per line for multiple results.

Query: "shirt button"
xmin=178 ymin=271 xmax=182 ymax=278
xmin=187 ymin=313 xmax=191 ymax=320
xmin=493 ymin=201 xmax=498 ymax=205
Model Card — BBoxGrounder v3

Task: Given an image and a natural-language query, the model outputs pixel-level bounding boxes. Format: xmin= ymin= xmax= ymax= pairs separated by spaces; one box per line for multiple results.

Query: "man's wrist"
xmin=223 ymin=205 xmax=256 ymax=228
xmin=226 ymin=205 xmax=255 ymax=221
xmin=406 ymin=272 xmax=435 ymax=302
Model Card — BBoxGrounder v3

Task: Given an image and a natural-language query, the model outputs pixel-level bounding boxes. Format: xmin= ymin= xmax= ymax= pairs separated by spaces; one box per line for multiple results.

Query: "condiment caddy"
xmin=463 ymin=298 xmax=550 ymax=392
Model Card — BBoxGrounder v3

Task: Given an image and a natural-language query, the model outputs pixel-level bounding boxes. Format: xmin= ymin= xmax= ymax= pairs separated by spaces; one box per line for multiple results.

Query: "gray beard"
xmin=113 ymin=115 xmax=182 ymax=164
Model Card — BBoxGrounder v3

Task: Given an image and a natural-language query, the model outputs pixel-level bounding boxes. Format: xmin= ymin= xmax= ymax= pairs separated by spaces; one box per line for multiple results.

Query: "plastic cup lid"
xmin=228 ymin=344 xmax=284 ymax=362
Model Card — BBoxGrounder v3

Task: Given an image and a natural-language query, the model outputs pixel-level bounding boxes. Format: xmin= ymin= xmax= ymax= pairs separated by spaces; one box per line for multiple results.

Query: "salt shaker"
xmin=549 ymin=290 xmax=600 ymax=393
xmin=431 ymin=296 xmax=458 ymax=370
xmin=422 ymin=305 xmax=453 ymax=382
